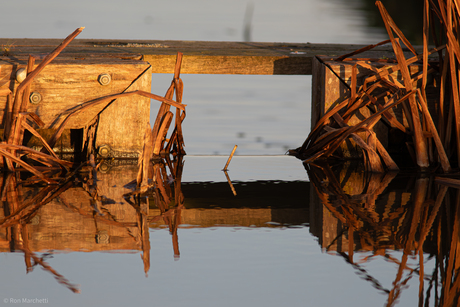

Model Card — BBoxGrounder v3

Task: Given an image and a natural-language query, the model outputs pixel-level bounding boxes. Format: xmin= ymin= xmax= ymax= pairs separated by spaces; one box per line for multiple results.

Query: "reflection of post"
xmin=172 ymin=206 xmax=181 ymax=260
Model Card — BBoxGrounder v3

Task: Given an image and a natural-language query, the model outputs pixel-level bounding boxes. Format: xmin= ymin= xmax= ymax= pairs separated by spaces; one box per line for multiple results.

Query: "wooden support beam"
xmin=0 ymin=39 xmax=418 ymax=75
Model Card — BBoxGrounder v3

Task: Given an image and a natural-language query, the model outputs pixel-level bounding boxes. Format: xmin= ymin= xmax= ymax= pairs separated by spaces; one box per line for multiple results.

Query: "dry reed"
xmin=291 ymin=0 xmax=460 ymax=173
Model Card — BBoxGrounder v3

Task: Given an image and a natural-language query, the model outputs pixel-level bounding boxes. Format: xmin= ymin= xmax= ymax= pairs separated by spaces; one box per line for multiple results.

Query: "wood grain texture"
xmin=0 ymin=59 xmax=151 ymax=129
xmin=95 ymin=66 xmax=152 ymax=157
xmin=0 ymin=38 xmax=422 ymax=75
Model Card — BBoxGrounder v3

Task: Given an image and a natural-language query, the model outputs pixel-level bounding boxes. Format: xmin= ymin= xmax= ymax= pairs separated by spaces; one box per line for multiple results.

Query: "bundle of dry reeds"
xmin=136 ymin=52 xmax=186 ymax=192
xmin=0 ymin=28 xmax=185 ymax=184
xmin=291 ymin=0 xmax=460 ymax=173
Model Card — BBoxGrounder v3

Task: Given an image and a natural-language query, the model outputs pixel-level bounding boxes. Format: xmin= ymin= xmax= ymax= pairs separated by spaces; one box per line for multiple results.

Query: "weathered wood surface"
xmin=0 ymin=39 xmax=420 ymax=75
xmin=0 ymin=59 xmax=151 ymax=129
xmin=95 ymin=66 xmax=152 ymax=157
xmin=0 ymin=54 xmax=152 ymax=156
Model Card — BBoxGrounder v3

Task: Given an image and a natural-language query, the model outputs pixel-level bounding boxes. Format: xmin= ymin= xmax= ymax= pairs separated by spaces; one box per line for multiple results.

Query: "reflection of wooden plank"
xmin=148 ymin=207 xmax=309 ymax=228
xmin=26 ymin=184 xmax=141 ymax=252
xmin=22 ymin=165 xmax=143 ymax=253
xmin=0 ymin=239 xmax=9 ymax=250
xmin=0 ymin=39 xmax=417 ymax=75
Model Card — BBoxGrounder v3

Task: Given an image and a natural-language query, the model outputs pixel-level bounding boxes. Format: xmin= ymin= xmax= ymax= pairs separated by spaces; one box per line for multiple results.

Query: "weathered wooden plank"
xmin=95 ymin=66 xmax=152 ymax=157
xmin=0 ymin=60 xmax=151 ymax=129
xmin=0 ymin=39 xmax=421 ymax=75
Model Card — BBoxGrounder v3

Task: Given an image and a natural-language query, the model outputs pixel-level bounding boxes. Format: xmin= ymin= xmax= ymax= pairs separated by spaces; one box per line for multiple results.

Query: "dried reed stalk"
xmin=292 ymin=1 xmax=460 ymax=172
xmin=136 ymin=52 xmax=186 ymax=189
xmin=0 ymin=28 xmax=85 ymax=182
xmin=0 ymin=29 xmax=188 ymax=187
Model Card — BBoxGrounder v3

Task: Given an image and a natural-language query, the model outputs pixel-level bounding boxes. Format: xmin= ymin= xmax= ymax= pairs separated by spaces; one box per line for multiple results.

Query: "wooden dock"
xmin=0 ymin=38 xmax=420 ymax=160
xmin=0 ymin=38 xmax=407 ymax=75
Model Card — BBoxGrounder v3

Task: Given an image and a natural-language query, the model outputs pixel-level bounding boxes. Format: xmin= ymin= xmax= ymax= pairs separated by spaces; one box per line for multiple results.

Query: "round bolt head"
xmin=99 ymin=162 xmax=110 ymax=173
xmin=98 ymin=144 xmax=111 ymax=157
xmin=30 ymin=215 xmax=40 ymax=226
xmin=16 ymin=68 xmax=27 ymax=83
xmin=98 ymin=73 xmax=111 ymax=86
xmin=96 ymin=230 xmax=109 ymax=244
xmin=29 ymin=92 xmax=42 ymax=104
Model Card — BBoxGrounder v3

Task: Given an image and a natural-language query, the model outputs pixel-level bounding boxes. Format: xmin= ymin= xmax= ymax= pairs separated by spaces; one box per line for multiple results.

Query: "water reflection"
xmin=0 ymin=161 xmax=151 ymax=292
xmin=5 ymin=155 xmax=460 ymax=306
xmin=307 ymin=161 xmax=460 ymax=306
xmin=0 ymin=155 xmax=310 ymax=294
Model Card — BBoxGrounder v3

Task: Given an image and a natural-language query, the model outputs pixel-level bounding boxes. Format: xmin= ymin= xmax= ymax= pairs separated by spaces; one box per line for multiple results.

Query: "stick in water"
xmin=223 ymin=145 xmax=237 ymax=171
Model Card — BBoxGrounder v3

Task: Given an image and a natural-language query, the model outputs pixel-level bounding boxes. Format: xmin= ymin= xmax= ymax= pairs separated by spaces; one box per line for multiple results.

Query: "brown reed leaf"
xmin=324 ymin=91 xmax=416 ymax=158
xmin=375 ymin=1 xmax=418 ymax=56
xmin=378 ymin=3 xmax=429 ymax=168
xmin=416 ymin=89 xmax=451 ymax=172
xmin=335 ymin=39 xmax=391 ymax=61
xmin=153 ymin=111 xmax=173 ymax=156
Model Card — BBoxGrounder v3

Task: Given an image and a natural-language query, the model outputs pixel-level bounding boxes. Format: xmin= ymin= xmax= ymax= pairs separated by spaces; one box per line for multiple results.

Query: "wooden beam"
xmin=0 ymin=39 xmax=418 ymax=75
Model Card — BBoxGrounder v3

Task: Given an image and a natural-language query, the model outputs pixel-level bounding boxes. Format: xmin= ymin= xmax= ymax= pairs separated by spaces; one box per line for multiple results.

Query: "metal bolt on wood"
xmin=98 ymin=144 xmax=111 ymax=157
xmin=98 ymin=73 xmax=111 ymax=85
xmin=29 ymin=92 xmax=42 ymax=104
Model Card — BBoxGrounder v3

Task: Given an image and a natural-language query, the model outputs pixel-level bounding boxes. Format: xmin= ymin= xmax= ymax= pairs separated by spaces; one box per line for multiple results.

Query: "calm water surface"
xmin=0 ymin=1 xmax=449 ymax=307
xmin=0 ymin=159 xmax=452 ymax=307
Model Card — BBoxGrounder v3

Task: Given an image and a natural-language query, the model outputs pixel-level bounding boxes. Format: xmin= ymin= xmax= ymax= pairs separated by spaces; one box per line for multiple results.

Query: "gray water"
xmin=0 ymin=1 xmax=437 ymax=307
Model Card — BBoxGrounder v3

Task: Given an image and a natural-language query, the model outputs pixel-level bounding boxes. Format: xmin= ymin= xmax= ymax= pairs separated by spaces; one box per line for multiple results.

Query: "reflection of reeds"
xmin=136 ymin=52 xmax=186 ymax=193
xmin=126 ymin=155 xmax=185 ymax=260
xmin=308 ymin=162 xmax=460 ymax=306
xmin=292 ymin=0 xmax=460 ymax=172
xmin=0 ymin=173 xmax=81 ymax=292
xmin=0 ymin=162 xmax=156 ymax=291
